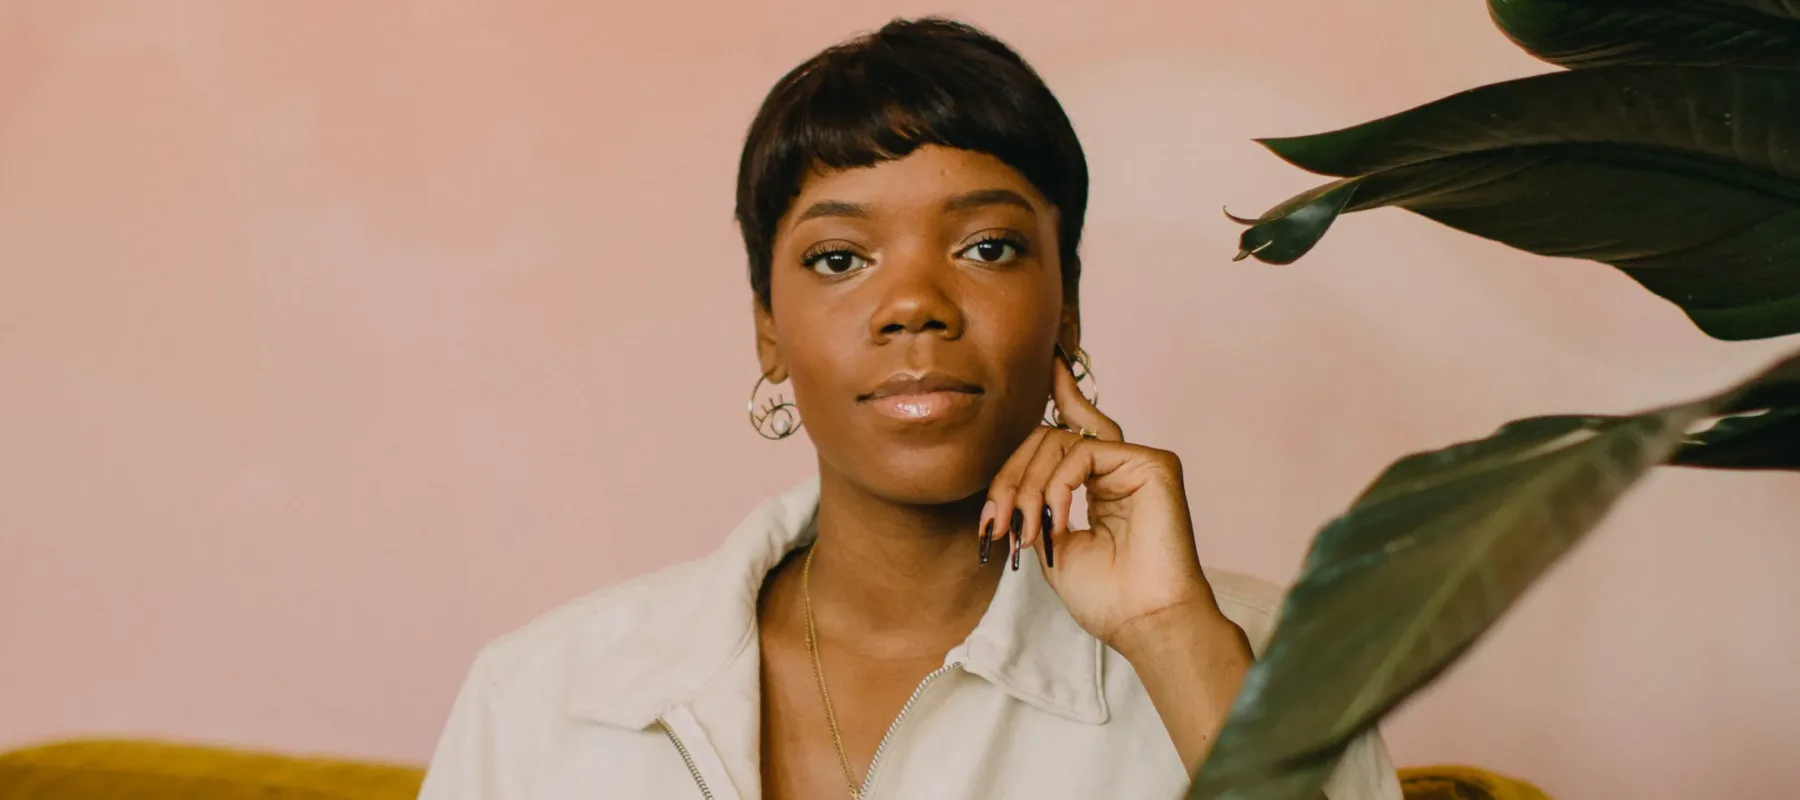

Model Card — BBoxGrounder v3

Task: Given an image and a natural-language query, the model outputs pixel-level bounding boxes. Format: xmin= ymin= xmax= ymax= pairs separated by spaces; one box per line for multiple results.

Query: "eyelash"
xmin=801 ymin=244 xmax=869 ymax=276
xmin=799 ymin=233 xmax=1032 ymax=276
xmin=961 ymin=233 xmax=1030 ymax=263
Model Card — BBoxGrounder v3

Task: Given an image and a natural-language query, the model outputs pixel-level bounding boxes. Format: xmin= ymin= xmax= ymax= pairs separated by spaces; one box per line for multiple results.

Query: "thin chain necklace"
xmin=801 ymin=543 xmax=862 ymax=800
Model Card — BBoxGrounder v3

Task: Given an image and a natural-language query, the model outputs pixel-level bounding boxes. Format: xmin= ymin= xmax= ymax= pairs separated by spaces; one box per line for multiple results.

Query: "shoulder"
xmin=419 ymin=556 xmax=731 ymax=800
xmin=466 ymin=555 xmax=716 ymax=691
xmin=1204 ymin=568 xmax=1289 ymax=654
xmin=471 ymin=475 xmax=820 ymax=675
xmin=451 ymin=477 xmax=820 ymax=728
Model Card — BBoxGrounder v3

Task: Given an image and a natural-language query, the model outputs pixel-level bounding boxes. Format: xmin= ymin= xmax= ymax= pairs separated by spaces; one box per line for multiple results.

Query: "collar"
xmin=566 ymin=475 xmax=1108 ymax=728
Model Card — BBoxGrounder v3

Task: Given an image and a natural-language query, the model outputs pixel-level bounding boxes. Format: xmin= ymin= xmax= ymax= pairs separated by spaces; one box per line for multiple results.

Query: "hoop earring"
xmin=749 ymin=373 xmax=802 ymax=440
xmin=1044 ymin=345 xmax=1099 ymax=429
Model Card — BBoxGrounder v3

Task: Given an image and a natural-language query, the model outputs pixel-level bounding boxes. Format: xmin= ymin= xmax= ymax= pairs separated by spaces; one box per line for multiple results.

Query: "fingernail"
xmin=1041 ymin=505 xmax=1055 ymax=568
xmin=979 ymin=518 xmax=992 ymax=565
xmin=1010 ymin=508 xmax=1023 ymax=571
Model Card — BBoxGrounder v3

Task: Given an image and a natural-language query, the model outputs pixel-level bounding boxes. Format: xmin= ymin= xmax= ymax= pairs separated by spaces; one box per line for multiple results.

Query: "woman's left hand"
xmin=979 ymin=351 xmax=1231 ymax=651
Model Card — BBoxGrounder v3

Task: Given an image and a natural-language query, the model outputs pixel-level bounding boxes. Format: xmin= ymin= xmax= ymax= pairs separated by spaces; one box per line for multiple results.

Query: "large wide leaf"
xmin=1488 ymin=0 xmax=1800 ymax=69
xmin=1229 ymin=65 xmax=1800 ymax=340
xmin=1672 ymin=406 xmax=1800 ymax=468
xmin=1185 ymin=348 xmax=1800 ymax=800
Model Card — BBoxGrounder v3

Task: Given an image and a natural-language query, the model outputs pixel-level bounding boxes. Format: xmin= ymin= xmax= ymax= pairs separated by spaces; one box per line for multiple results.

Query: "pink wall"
xmin=3 ymin=2 xmax=1797 ymax=797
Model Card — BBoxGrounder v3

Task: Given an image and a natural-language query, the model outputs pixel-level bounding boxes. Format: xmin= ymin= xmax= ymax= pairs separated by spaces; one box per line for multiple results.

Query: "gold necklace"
xmin=801 ymin=543 xmax=862 ymax=799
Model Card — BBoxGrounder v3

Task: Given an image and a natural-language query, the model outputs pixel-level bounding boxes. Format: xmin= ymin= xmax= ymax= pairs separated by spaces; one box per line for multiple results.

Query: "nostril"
xmin=879 ymin=322 xmax=907 ymax=335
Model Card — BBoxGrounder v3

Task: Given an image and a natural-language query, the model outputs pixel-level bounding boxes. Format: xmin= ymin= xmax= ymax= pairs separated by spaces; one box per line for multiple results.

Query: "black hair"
xmin=734 ymin=16 xmax=1089 ymax=309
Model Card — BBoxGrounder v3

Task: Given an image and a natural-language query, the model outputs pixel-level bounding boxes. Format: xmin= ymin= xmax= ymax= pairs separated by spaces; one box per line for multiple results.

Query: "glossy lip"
xmin=860 ymin=372 xmax=982 ymax=401
xmin=859 ymin=372 xmax=983 ymax=423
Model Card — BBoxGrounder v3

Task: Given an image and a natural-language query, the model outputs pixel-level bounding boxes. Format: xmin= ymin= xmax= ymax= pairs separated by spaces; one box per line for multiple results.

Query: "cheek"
xmin=772 ymin=304 xmax=856 ymax=406
xmin=971 ymin=291 xmax=1062 ymax=395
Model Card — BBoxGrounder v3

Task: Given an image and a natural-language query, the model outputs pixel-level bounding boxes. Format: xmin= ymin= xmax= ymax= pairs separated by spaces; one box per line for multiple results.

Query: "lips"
xmin=860 ymin=372 xmax=983 ymax=423
xmin=861 ymin=372 xmax=982 ymax=401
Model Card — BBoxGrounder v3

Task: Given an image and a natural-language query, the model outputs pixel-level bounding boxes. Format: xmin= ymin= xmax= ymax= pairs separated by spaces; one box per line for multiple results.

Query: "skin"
xmin=752 ymin=145 xmax=1253 ymax=800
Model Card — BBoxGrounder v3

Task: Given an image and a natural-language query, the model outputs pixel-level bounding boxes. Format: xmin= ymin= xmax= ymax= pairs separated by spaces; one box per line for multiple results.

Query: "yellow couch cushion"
xmin=1399 ymin=764 xmax=1552 ymax=800
xmin=0 ymin=739 xmax=424 ymax=800
xmin=2 ymin=738 xmax=1548 ymax=800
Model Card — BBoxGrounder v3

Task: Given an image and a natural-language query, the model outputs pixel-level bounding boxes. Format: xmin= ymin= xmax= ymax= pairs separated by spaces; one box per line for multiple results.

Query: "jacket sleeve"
xmin=418 ymin=651 xmax=510 ymax=800
xmin=1207 ymin=571 xmax=1405 ymax=800
xmin=1322 ymin=727 xmax=1405 ymax=800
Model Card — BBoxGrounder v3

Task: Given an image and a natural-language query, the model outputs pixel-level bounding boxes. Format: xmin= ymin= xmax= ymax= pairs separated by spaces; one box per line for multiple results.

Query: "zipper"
xmin=856 ymin=661 xmax=964 ymax=799
xmin=658 ymin=718 xmax=716 ymax=800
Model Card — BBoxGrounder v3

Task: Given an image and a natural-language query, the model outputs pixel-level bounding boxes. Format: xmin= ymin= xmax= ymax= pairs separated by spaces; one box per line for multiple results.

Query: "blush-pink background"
xmin=3 ymin=2 xmax=1797 ymax=798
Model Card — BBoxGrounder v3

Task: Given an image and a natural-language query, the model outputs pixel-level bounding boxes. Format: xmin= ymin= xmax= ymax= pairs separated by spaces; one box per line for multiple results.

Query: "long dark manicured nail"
xmin=1041 ymin=505 xmax=1055 ymax=568
xmin=1010 ymin=509 xmax=1023 ymax=571
xmin=979 ymin=518 xmax=993 ymax=565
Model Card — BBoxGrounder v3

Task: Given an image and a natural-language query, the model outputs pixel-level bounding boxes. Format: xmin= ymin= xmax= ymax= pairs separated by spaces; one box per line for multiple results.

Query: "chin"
xmin=828 ymin=440 xmax=1000 ymax=507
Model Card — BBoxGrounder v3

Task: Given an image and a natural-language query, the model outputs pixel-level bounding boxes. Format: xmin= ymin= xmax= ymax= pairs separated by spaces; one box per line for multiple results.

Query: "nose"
xmin=869 ymin=252 xmax=965 ymax=344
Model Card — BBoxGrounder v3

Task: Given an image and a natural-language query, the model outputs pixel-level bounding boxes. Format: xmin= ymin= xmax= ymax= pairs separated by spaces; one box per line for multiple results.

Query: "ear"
xmin=753 ymin=299 xmax=788 ymax=383
xmin=1057 ymin=298 xmax=1082 ymax=357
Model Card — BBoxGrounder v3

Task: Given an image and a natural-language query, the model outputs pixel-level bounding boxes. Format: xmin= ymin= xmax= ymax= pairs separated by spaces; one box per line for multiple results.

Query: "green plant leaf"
xmin=1671 ymin=406 xmax=1800 ymax=468
xmin=1186 ymin=348 xmax=1800 ymax=800
xmin=1488 ymin=0 xmax=1800 ymax=69
xmin=1229 ymin=64 xmax=1800 ymax=340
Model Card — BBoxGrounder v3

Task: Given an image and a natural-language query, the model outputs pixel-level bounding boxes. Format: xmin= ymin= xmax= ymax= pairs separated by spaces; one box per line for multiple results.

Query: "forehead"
xmin=785 ymin=146 xmax=1050 ymax=222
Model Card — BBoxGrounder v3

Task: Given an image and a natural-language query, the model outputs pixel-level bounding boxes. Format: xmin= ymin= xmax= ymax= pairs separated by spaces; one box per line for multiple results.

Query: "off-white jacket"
xmin=419 ymin=477 xmax=1402 ymax=800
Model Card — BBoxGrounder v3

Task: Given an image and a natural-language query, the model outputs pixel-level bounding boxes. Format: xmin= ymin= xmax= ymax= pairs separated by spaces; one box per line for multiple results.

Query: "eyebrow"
xmin=943 ymin=188 xmax=1035 ymax=214
xmin=793 ymin=200 xmax=869 ymax=224
xmin=790 ymin=188 xmax=1036 ymax=227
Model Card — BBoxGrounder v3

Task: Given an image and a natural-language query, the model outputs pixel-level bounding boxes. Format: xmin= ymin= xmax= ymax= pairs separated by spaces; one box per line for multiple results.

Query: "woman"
xmin=419 ymin=17 xmax=1401 ymax=800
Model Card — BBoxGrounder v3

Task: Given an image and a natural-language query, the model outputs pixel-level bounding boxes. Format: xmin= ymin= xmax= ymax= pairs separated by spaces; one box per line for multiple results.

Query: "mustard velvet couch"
xmin=0 ymin=739 xmax=1550 ymax=799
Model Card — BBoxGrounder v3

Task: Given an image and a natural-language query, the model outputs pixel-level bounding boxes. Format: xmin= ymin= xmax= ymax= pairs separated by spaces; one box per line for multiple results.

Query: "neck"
xmin=799 ymin=468 xmax=1004 ymax=656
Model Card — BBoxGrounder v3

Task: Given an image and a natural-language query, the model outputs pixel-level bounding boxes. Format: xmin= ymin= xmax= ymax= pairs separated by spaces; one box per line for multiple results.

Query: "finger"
xmin=1024 ymin=438 xmax=1085 ymax=570
xmin=1042 ymin=459 xmax=1078 ymax=568
xmin=1012 ymin=428 xmax=1079 ymax=557
xmin=1045 ymin=438 xmax=1144 ymax=517
xmin=1051 ymin=349 xmax=1123 ymax=442
xmin=983 ymin=425 xmax=1055 ymax=554
xmin=1040 ymin=438 xmax=1123 ymax=558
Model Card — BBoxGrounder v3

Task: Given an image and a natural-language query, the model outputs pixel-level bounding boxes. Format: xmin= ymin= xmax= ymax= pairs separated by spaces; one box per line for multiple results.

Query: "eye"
xmin=803 ymin=247 xmax=871 ymax=276
xmin=958 ymin=235 xmax=1028 ymax=264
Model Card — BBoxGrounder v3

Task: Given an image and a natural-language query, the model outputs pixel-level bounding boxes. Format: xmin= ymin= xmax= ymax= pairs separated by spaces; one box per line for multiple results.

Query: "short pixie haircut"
xmin=734 ymin=17 xmax=1089 ymax=309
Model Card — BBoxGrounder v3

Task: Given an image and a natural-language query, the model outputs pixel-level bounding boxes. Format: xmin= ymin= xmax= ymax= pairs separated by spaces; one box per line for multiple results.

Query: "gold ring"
xmin=1079 ymin=427 xmax=1099 ymax=439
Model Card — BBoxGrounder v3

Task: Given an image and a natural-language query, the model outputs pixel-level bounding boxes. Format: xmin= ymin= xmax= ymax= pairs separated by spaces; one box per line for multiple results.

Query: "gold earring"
xmin=1044 ymin=344 xmax=1099 ymax=429
xmin=749 ymin=373 xmax=802 ymax=440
